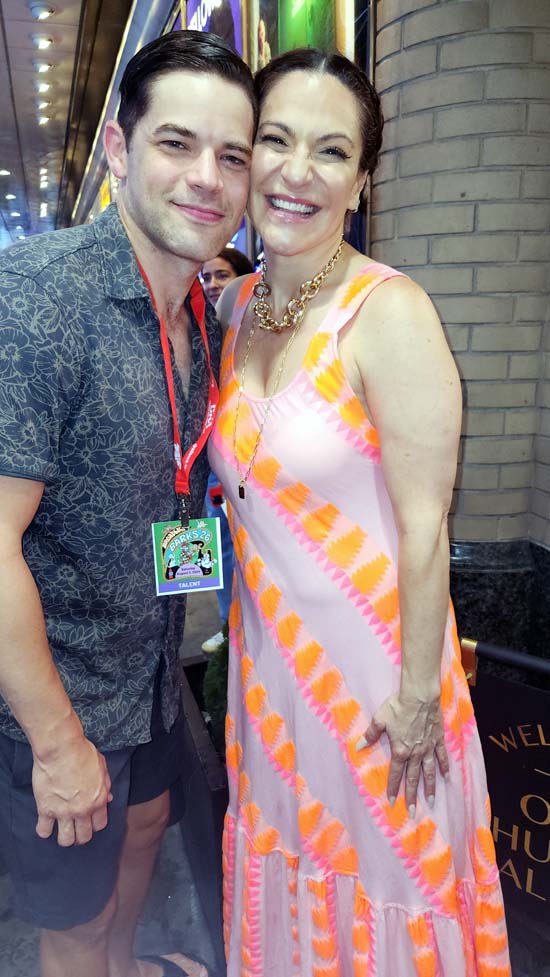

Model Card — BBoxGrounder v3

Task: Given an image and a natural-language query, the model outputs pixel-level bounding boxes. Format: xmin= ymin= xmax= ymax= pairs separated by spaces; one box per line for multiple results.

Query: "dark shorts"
xmin=0 ymin=695 xmax=185 ymax=931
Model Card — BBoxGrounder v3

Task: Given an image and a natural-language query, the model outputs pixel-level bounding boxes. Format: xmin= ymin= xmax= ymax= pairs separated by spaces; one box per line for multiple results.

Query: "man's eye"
xmin=161 ymin=140 xmax=189 ymax=151
xmin=222 ymin=155 xmax=248 ymax=167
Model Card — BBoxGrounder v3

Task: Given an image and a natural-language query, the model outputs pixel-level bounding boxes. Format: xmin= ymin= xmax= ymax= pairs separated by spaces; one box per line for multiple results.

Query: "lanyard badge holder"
xmin=138 ymin=263 xmax=223 ymax=597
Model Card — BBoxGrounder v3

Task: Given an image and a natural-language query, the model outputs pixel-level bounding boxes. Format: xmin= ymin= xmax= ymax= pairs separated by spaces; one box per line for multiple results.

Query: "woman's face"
xmin=201 ymin=255 xmax=237 ymax=304
xmin=249 ymin=71 xmax=365 ymax=260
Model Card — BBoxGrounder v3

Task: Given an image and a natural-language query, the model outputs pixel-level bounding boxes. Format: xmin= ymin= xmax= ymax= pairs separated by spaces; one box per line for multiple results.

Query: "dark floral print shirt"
xmin=0 ymin=203 xmax=220 ymax=750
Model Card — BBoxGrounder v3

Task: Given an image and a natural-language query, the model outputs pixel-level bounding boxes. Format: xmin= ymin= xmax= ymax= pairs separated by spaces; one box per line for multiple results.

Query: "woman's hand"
xmin=357 ymin=693 xmax=449 ymax=816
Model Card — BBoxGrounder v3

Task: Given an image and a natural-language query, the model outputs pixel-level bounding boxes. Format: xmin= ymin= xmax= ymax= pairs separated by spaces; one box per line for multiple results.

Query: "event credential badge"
xmin=152 ymin=518 xmax=223 ymax=596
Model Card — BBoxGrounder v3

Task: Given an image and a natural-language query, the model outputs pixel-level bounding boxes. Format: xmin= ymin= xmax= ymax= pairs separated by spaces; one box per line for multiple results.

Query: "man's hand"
xmin=32 ymin=737 xmax=113 ymax=846
xmin=357 ymin=693 xmax=449 ymax=816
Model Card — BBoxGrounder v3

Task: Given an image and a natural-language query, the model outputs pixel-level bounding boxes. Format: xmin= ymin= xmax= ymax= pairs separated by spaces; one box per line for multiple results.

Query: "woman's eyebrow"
xmin=259 ymin=121 xmax=353 ymax=146
xmin=258 ymin=121 xmax=294 ymax=137
xmin=318 ymin=132 xmax=354 ymax=145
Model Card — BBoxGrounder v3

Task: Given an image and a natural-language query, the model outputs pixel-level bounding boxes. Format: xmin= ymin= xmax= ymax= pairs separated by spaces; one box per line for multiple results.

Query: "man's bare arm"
xmin=0 ymin=474 xmax=112 ymax=846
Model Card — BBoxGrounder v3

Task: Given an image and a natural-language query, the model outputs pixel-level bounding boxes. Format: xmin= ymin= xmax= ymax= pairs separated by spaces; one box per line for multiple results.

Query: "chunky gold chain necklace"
xmin=252 ymin=239 xmax=344 ymax=333
xmin=233 ymin=241 xmax=344 ymax=499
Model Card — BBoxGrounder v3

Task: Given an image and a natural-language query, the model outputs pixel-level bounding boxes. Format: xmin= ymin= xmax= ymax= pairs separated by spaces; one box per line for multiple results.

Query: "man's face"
xmin=116 ymin=71 xmax=253 ymax=264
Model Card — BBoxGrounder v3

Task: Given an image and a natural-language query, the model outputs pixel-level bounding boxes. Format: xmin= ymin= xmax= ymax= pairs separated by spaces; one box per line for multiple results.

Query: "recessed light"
xmin=32 ymin=35 xmax=53 ymax=50
xmin=38 ymin=116 xmax=50 ymax=126
xmin=37 ymin=100 xmax=50 ymax=110
xmin=40 ymin=202 xmax=48 ymax=217
xmin=30 ymin=3 xmax=55 ymax=20
xmin=18 ymin=235 xmax=26 ymax=240
xmin=11 ymin=211 xmax=21 ymax=217
xmin=0 ymin=169 xmax=10 ymax=176
xmin=39 ymin=167 xmax=48 ymax=175
xmin=5 ymin=193 xmax=16 ymax=200
xmin=34 ymin=61 xmax=51 ymax=73
xmin=36 ymin=82 xmax=50 ymax=93
xmin=15 ymin=225 xmax=23 ymax=230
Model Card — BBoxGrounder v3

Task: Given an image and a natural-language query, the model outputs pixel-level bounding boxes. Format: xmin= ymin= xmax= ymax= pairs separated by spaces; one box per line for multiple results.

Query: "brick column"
xmin=372 ymin=0 xmax=550 ymax=547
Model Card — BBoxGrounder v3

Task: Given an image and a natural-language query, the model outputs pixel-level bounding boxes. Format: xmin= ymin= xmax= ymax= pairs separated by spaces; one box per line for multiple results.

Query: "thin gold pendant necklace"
xmin=233 ymin=240 xmax=344 ymax=500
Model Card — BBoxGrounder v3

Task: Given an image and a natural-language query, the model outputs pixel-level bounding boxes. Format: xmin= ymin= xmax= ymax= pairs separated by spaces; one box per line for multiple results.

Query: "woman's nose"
xmin=281 ymin=148 xmax=312 ymax=187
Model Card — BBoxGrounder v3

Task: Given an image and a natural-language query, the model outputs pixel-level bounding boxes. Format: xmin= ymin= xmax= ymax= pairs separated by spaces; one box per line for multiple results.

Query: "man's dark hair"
xmin=216 ymin=247 xmax=254 ymax=277
xmin=118 ymin=30 xmax=257 ymax=146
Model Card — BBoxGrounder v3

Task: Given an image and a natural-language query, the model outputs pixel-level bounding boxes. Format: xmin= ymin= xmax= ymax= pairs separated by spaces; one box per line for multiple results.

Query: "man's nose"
xmin=188 ymin=148 xmax=223 ymax=192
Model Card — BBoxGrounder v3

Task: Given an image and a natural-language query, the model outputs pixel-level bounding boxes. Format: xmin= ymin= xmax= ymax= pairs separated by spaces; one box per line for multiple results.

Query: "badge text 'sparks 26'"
xmin=151 ymin=517 xmax=224 ymax=596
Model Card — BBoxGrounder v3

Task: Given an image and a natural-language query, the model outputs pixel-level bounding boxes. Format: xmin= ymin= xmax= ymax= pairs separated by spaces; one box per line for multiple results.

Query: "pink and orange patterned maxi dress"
xmin=208 ymin=264 xmax=510 ymax=977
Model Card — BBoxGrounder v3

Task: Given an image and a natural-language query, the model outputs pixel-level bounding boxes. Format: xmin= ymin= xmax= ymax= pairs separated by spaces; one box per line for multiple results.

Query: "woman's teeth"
xmin=269 ymin=196 xmax=316 ymax=215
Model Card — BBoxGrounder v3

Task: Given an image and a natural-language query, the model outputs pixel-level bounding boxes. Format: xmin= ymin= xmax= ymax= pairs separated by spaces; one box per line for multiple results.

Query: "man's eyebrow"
xmin=224 ymin=142 xmax=252 ymax=158
xmin=151 ymin=125 xmax=251 ymax=156
xmin=152 ymin=124 xmax=196 ymax=138
xmin=259 ymin=121 xmax=354 ymax=145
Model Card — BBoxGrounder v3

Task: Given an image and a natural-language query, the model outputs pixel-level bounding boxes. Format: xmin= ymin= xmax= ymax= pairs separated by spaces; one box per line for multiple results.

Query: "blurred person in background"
xmin=201 ymin=247 xmax=253 ymax=654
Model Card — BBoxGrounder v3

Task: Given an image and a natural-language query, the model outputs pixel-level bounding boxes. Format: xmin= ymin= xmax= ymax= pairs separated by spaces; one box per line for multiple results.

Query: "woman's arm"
xmin=352 ymin=276 xmax=462 ymax=814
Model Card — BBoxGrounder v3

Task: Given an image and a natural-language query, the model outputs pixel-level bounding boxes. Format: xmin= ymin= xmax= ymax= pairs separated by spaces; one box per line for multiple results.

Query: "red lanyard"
xmin=138 ymin=261 xmax=219 ymax=526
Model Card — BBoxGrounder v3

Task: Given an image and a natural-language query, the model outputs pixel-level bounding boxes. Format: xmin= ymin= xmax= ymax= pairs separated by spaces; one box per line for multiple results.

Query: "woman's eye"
xmin=322 ymin=147 xmax=351 ymax=160
xmin=259 ymin=133 xmax=286 ymax=147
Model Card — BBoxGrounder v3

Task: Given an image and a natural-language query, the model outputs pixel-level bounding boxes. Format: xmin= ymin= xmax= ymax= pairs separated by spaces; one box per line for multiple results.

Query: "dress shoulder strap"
xmin=321 ymin=261 xmax=407 ymax=336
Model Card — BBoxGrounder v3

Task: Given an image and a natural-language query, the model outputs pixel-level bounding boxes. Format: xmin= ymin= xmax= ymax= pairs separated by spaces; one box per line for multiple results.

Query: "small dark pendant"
xmin=238 ymin=482 xmax=246 ymax=500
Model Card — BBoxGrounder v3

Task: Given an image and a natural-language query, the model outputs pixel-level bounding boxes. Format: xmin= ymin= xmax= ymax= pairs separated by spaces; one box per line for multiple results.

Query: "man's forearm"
xmin=0 ymin=553 xmax=84 ymax=759
xmin=397 ymin=520 xmax=450 ymax=702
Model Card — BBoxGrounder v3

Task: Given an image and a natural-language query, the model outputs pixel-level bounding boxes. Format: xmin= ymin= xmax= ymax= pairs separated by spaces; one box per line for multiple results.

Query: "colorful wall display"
xmin=185 ymin=0 xmax=243 ymax=55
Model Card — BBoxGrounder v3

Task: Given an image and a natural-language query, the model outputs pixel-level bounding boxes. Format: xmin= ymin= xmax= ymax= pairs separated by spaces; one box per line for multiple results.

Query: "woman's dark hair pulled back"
xmin=254 ymin=48 xmax=383 ymax=177
xmin=118 ymin=30 xmax=257 ymax=146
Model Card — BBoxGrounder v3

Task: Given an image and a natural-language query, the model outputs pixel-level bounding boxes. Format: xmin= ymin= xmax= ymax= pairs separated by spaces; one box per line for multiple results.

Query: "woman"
xmin=202 ymin=248 xmax=254 ymax=308
xmin=209 ymin=49 xmax=510 ymax=976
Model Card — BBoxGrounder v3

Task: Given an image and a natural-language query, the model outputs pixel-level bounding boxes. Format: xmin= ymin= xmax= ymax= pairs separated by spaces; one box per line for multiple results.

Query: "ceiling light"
xmin=40 ymin=202 xmax=48 ymax=217
xmin=32 ymin=35 xmax=53 ymax=50
xmin=40 ymin=167 xmax=48 ymax=174
xmin=18 ymin=234 xmax=26 ymax=240
xmin=30 ymin=3 xmax=55 ymax=20
xmin=15 ymin=225 xmax=23 ymax=230
xmin=36 ymin=81 xmax=50 ymax=93
xmin=38 ymin=116 xmax=50 ymax=126
xmin=11 ymin=211 xmax=21 ymax=217
xmin=6 ymin=193 xmax=16 ymax=200
xmin=34 ymin=61 xmax=51 ymax=73
xmin=37 ymin=100 xmax=50 ymax=110
xmin=0 ymin=169 xmax=10 ymax=176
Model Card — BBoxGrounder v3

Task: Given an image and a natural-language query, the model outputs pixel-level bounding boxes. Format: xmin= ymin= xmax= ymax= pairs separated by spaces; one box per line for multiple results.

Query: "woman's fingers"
xmin=386 ymin=756 xmax=406 ymax=805
xmin=422 ymin=755 xmax=437 ymax=808
xmin=405 ymin=756 xmax=423 ymax=814
xmin=434 ymin=735 xmax=450 ymax=780
xmin=356 ymin=715 xmax=385 ymax=751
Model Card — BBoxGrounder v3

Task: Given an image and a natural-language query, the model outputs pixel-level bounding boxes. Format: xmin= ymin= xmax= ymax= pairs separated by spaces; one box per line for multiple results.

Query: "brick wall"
xmin=372 ymin=0 xmax=550 ymax=545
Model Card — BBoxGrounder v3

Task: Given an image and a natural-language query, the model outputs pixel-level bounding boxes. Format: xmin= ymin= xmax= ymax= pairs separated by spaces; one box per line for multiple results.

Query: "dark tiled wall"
xmin=450 ymin=539 xmax=549 ymax=658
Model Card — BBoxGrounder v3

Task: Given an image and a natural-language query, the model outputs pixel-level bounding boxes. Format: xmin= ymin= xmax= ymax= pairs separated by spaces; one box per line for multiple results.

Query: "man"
xmin=0 ymin=30 xmax=255 ymax=977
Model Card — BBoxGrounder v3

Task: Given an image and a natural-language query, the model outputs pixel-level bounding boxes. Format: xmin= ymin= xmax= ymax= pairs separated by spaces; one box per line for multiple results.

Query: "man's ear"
xmin=104 ymin=120 xmax=129 ymax=181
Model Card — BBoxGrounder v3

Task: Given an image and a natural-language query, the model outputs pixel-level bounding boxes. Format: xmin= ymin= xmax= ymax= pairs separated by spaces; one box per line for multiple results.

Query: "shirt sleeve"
xmin=0 ymin=271 xmax=82 ymax=484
